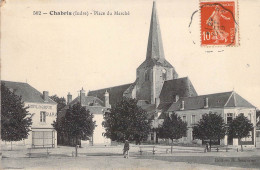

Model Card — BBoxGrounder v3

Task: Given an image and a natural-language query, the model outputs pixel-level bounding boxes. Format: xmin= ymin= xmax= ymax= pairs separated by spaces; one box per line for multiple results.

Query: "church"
xmin=88 ymin=1 xmax=198 ymax=118
xmin=45 ymin=1 xmax=255 ymax=147
xmin=86 ymin=1 xmax=257 ymax=147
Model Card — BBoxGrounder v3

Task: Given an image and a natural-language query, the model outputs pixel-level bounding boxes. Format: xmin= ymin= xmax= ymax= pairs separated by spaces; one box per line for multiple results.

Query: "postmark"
xmin=200 ymin=0 xmax=239 ymax=46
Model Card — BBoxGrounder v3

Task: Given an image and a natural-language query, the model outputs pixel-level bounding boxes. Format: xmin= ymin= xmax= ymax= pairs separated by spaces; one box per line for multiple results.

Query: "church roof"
xmin=159 ymin=77 xmax=198 ymax=103
xmin=137 ymin=1 xmax=174 ymax=69
xmin=146 ymin=1 xmax=165 ymax=61
xmin=137 ymin=59 xmax=174 ymax=69
xmin=2 ymin=80 xmax=56 ymax=104
xmin=88 ymin=83 xmax=133 ymax=107
xmin=167 ymin=91 xmax=255 ymax=112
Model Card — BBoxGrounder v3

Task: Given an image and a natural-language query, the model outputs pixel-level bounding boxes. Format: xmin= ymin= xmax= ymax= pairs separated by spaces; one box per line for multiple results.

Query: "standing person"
xmin=206 ymin=142 xmax=209 ymax=152
xmin=123 ymin=140 xmax=130 ymax=158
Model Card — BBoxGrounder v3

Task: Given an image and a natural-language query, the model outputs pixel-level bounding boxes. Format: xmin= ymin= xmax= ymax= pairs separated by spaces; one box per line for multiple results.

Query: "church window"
xmin=145 ymin=70 xmax=150 ymax=81
xmin=162 ymin=69 xmax=167 ymax=80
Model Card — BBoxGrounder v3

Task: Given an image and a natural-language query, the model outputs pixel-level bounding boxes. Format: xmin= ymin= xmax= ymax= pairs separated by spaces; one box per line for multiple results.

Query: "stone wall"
xmin=136 ymin=67 xmax=152 ymax=103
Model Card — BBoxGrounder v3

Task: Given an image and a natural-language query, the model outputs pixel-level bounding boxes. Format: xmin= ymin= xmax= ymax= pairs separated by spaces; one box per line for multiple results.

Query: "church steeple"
xmin=146 ymin=1 xmax=165 ymax=61
xmin=135 ymin=1 xmax=178 ymax=104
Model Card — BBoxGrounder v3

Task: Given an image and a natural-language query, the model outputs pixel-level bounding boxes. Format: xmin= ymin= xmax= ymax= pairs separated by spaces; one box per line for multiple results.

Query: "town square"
xmin=1 ymin=0 xmax=260 ymax=169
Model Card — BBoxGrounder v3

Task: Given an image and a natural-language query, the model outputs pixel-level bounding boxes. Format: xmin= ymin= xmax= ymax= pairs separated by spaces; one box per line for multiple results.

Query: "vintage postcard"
xmin=1 ymin=0 xmax=260 ymax=169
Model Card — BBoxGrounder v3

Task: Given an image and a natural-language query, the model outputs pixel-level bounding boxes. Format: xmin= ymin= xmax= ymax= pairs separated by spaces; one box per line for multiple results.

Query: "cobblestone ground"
xmin=1 ymin=144 xmax=260 ymax=170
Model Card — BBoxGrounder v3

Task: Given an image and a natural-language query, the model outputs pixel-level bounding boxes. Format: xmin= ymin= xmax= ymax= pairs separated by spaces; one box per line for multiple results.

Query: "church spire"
xmin=146 ymin=1 xmax=165 ymax=61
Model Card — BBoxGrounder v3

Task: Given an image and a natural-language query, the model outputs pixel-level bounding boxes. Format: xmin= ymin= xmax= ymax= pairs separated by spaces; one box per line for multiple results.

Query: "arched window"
xmin=145 ymin=70 xmax=149 ymax=81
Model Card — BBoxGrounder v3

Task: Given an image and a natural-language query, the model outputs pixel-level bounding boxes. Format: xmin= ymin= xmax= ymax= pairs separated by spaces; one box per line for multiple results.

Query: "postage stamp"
xmin=200 ymin=0 xmax=239 ymax=46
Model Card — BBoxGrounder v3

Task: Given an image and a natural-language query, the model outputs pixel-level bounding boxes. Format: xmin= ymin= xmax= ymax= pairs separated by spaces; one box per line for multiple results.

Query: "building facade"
xmin=58 ymin=88 xmax=111 ymax=146
xmin=156 ymin=91 xmax=257 ymax=146
xmin=2 ymin=81 xmax=57 ymax=148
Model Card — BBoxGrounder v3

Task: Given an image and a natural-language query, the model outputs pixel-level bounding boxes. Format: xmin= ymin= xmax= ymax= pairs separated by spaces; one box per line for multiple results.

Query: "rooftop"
xmin=159 ymin=77 xmax=198 ymax=103
xmin=88 ymin=83 xmax=133 ymax=107
xmin=2 ymin=80 xmax=56 ymax=104
xmin=166 ymin=91 xmax=255 ymax=112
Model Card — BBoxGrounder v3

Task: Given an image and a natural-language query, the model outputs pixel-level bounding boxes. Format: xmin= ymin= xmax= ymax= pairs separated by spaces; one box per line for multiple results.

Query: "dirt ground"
xmin=1 ymin=144 xmax=260 ymax=170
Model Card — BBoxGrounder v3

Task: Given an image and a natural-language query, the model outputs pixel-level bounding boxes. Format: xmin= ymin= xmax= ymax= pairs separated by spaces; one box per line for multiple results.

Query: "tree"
xmin=157 ymin=112 xmax=187 ymax=153
xmin=102 ymin=97 xmax=152 ymax=144
xmin=193 ymin=112 xmax=226 ymax=150
xmin=53 ymin=102 xmax=95 ymax=146
xmin=157 ymin=112 xmax=187 ymax=143
xmin=50 ymin=95 xmax=66 ymax=113
xmin=1 ymin=83 xmax=32 ymax=150
xmin=228 ymin=114 xmax=253 ymax=151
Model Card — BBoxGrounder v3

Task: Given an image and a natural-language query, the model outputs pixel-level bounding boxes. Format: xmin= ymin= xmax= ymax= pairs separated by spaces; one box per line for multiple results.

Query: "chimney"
xmin=104 ymin=90 xmax=111 ymax=108
xmin=43 ymin=91 xmax=49 ymax=102
xmin=174 ymin=95 xmax=179 ymax=103
xmin=80 ymin=88 xmax=85 ymax=105
xmin=67 ymin=92 xmax=72 ymax=105
xmin=155 ymin=98 xmax=160 ymax=108
xmin=180 ymin=100 xmax=184 ymax=110
xmin=204 ymin=97 xmax=209 ymax=108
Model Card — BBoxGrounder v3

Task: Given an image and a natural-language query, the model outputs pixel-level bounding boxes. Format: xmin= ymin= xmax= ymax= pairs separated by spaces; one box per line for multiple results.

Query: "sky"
xmin=1 ymin=0 xmax=260 ymax=108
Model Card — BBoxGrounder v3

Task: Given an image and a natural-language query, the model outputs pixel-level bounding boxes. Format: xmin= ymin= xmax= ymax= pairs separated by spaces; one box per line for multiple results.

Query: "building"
xmin=87 ymin=1 xmax=257 ymax=147
xmin=157 ymin=91 xmax=257 ymax=146
xmin=2 ymin=81 xmax=57 ymax=148
xmin=58 ymin=88 xmax=111 ymax=146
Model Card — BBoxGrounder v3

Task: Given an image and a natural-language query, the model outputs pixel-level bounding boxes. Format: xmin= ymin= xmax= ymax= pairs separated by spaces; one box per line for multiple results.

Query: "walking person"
xmin=123 ymin=140 xmax=130 ymax=158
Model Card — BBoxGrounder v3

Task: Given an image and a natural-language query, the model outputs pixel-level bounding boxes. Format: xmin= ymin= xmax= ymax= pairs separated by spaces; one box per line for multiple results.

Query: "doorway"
xmin=228 ymin=135 xmax=233 ymax=145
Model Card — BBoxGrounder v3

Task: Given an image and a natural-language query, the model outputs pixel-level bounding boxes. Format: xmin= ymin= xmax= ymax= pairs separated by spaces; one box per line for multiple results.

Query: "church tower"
xmin=136 ymin=1 xmax=178 ymax=104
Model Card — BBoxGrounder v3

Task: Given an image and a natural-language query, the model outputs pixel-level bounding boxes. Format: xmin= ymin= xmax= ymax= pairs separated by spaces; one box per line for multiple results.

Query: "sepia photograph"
xmin=1 ymin=0 xmax=260 ymax=169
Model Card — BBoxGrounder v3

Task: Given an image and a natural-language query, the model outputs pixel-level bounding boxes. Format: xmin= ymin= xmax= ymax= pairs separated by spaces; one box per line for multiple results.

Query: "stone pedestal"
xmin=224 ymin=135 xmax=228 ymax=145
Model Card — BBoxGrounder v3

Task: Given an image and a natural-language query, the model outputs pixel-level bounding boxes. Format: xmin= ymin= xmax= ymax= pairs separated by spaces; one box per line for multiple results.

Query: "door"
xmin=228 ymin=135 xmax=233 ymax=145
xmin=32 ymin=131 xmax=54 ymax=148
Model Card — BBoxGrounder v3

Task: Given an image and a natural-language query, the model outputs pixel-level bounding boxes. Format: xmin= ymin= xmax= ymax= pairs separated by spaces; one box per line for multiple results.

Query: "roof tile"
xmin=2 ymin=80 xmax=56 ymax=104
xmin=88 ymin=83 xmax=132 ymax=107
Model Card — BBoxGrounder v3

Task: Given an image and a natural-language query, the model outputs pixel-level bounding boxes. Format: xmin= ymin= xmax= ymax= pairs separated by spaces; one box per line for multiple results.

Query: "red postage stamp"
xmin=200 ymin=0 xmax=239 ymax=46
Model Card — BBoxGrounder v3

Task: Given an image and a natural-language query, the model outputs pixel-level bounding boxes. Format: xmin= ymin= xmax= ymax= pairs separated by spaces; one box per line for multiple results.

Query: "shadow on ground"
xmin=135 ymin=155 xmax=260 ymax=169
xmin=84 ymin=153 xmax=123 ymax=157
xmin=18 ymin=152 xmax=123 ymax=158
